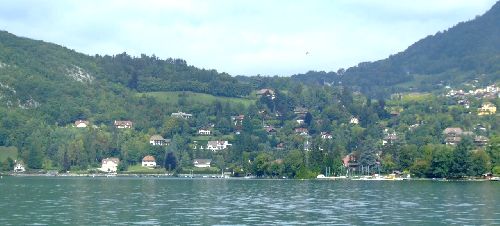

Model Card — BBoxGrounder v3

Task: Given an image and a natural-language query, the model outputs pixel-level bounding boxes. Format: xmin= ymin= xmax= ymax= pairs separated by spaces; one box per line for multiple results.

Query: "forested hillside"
xmin=0 ymin=9 xmax=498 ymax=179
xmin=293 ymin=1 xmax=500 ymax=98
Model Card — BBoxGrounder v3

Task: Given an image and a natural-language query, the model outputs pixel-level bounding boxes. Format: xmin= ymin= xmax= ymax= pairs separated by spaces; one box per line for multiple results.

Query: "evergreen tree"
xmin=165 ymin=152 xmax=177 ymax=171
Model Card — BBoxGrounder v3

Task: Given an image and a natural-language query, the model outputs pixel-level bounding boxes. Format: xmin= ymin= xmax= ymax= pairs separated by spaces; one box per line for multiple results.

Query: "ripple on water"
xmin=1 ymin=178 xmax=499 ymax=225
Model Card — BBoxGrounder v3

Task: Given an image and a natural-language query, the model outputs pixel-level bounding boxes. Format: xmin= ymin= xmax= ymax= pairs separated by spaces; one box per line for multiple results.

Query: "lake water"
xmin=0 ymin=176 xmax=498 ymax=225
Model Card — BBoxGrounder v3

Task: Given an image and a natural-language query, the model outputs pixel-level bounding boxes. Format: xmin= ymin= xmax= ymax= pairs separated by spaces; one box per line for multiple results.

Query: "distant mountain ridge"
xmin=292 ymin=1 xmax=500 ymax=97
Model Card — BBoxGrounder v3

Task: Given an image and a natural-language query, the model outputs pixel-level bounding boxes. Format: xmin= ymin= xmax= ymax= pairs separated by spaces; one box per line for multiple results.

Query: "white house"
xmin=149 ymin=135 xmax=170 ymax=146
xmin=198 ymin=128 xmax=211 ymax=135
xmin=171 ymin=111 xmax=192 ymax=119
xmin=114 ymin=120 xmax=133 ymax=129
xmin=231 ymin=115 xmax=245 ymax=126
xmin=350 ymin=117 xmax=359 ymax=124
xmin=294 ymin=128 xmax=309 ymax=136
xmin=100 ymin=157 xmax=120 ymax=173
xmin=382 ymin=133 xmax=398 ymax=146
xmin=193 ymin=159 xmax=211 ymax=168
xmin=13 ymin=160 xmax=25 ymax=172
xmin=142 ymin=155 xmax=157 ymax=168
xmin=206 ymin=140 xmax=231 ymax=151
xmin=74 ymin=120 xmax=89 ymax=128
xmin=256 ymin=89 xmax=275 ymax=99
xmin=320 ymin=132 xmax=333 ymax=139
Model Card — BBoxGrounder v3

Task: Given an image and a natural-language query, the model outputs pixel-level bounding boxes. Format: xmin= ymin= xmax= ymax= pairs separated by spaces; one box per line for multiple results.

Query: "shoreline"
xmin=2 ymin=172 xmax=498 ymax=181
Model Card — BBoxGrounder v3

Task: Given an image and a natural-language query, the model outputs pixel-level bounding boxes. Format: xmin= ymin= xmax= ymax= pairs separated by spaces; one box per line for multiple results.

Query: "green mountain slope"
xmin=292 ymin=1 xmax=500 ymax=97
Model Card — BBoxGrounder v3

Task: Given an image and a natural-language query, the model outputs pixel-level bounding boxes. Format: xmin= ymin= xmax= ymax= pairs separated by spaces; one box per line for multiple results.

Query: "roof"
xmin=294 ymin=107 xmax=308 ymax=113
xmin=232 ymin=115 xmax=245 ymax=120
xmin=142 ymin=155 xmax=156 ymax=162
xmin=150 ymin=134 xmax=165 ymax=141
xmin=384 ymin=134 xmax=398 ymax=140
xmin=114 ymin=120 xmax=133 ymax=126
xmin=295 ymin=128 xmax=308 ymax=132
xmin=207 ymin=140 xmax=228 ymax=146
xmin=481 ymin=102 xmax=495 ymax=107
xmin=102 ymin=157 xmax=120 ymax=164
xmin=171 ymin=111 xmax=192 ymax=117
xmin=266 ymin=126 xmax=277 ymax=133
xmin=256 ymin=89 xmax=275 ymax=95
xmin=193 ymin=159 xmax=212 ymax=164
xmin=74 ymin=120 xmax=89 ymax=125
xmin=443 ymin=127 xmax=463 ymax=135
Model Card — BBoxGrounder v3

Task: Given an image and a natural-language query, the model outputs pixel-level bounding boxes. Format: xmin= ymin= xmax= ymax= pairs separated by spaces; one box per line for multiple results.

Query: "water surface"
xmin=0 ymin=177 xmax=498 ymax=225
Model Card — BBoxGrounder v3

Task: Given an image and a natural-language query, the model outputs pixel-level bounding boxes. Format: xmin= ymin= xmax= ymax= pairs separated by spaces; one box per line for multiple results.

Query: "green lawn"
xmin=387 ymin=92 xmax=433 ymax=106
xmin=124 ymin=164 xmax=167 ymax=174
xmin=137 ymin=91 xmax=255 ymax=107
xmin=0 ymin=146 xmax=18 ymax=161
xmin=401 ymin=92 xmax=433 ymax=102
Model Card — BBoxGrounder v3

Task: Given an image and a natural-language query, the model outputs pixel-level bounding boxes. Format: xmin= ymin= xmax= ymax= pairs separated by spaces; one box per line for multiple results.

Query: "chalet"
xmin=149 ymin=135 xmax=170 ymax=146
xmin=294 ymin=128 xmax=309 ymax=136
xmin=443 ymin=127 xmax=463 ymax=145
xmin=296 ymin=118 xmax=305 ymax=125
xmin=343 ymin=154 xmax=358 ymax=168
xmin=350 ymin=117 xmax=359 ymax=124
xmin=320 ymin=132 xmax=333 ymax=139
xmin=474 ymin=136 xmax=489 ymax=147
xmin=193 ymin=159 xmax=211 ymax=168
xmin=13 ymin=160 xmax=25 ymax=173
xmin=114 ymin=120 xmax=133 ymax=129
xmin=142 ymin=155 xmax=157 ymax=168
xmin=458 ymin=99 xmax=471 ymax=109
xmin=382 ymin=133 xmax=398 ymax=146
xmin=265 ymin=126 xmax=277 ymax=134
xmin=390 ymin=111 xmax=400 ymax=117
xmin=276 ymin=142 xmax=285 ymax=151
xmin=476 ymin=124 xmax=487 ymax=132
xmin=197 ymin=128 xmax=212 ymax=136
xmin=74 ymin=120 xmax=89 ymax=128
xmin=231 ymin=115 xmax=245 ymax=126
xmin=478 ymin=103 xmax=496 ymax=116
xmin=206 ymin=140 xmax=231 ymax=151
xmin=256 ymin=89 xmax=275 ymax=99
xmin=171 ymin=111 xmax=192 ymax=119
xmin=100 ymin=157 xmax=120 ymax=173
xmin=409 ymin=123 xmax=420 ymax=130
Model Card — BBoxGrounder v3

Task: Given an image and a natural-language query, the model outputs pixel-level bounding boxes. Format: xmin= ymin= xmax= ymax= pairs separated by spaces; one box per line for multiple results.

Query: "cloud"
xmin=0 ymin=0 xmax=496 ymax=75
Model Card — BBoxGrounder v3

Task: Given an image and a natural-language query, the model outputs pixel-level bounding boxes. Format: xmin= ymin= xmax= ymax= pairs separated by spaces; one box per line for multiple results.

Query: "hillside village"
xmin=0 ymin=13 xmax=499 ymax=179
xmin=4 ymin=80 xmax=496 ymax=179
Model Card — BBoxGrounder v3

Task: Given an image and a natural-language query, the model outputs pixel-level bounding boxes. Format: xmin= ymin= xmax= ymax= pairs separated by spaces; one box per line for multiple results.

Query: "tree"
xmin=470 ymin=150 xmax=490 ymax=176
xmin=164 ymin=152 xmax=177 ymax=171
xmin=486 ymin=135 xmax=500 ymax=172
xmin=449 ymin=137 xmax=473 ymax=178
xmin=381 ymin=154 xmax=397 ymax=173
xmin=358 ymin=138 xmax=378 ymax=173
xmin=242 ymin=116 xmax=254 ymax=134
xmin=252 ymin=153 xmax=272 ymax=177
xmin=429 ymin=147 xmax=452 ymax=178
xmin=398 ymin=145 xmax=419 ymax=170
xmin=411 ymin=159 xmax=430 ymax=178
xmin=284 ymin=150 xmax=304 ymax=178
xmin=304 ymin=112 xmax=313 ymax=127
xmin=1 ymin=157 xmax=15 ymax=171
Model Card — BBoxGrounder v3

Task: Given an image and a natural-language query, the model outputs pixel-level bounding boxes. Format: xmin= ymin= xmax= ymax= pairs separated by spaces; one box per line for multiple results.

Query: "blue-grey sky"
xmin=0 ymin=0 xmax=496 ymax=76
